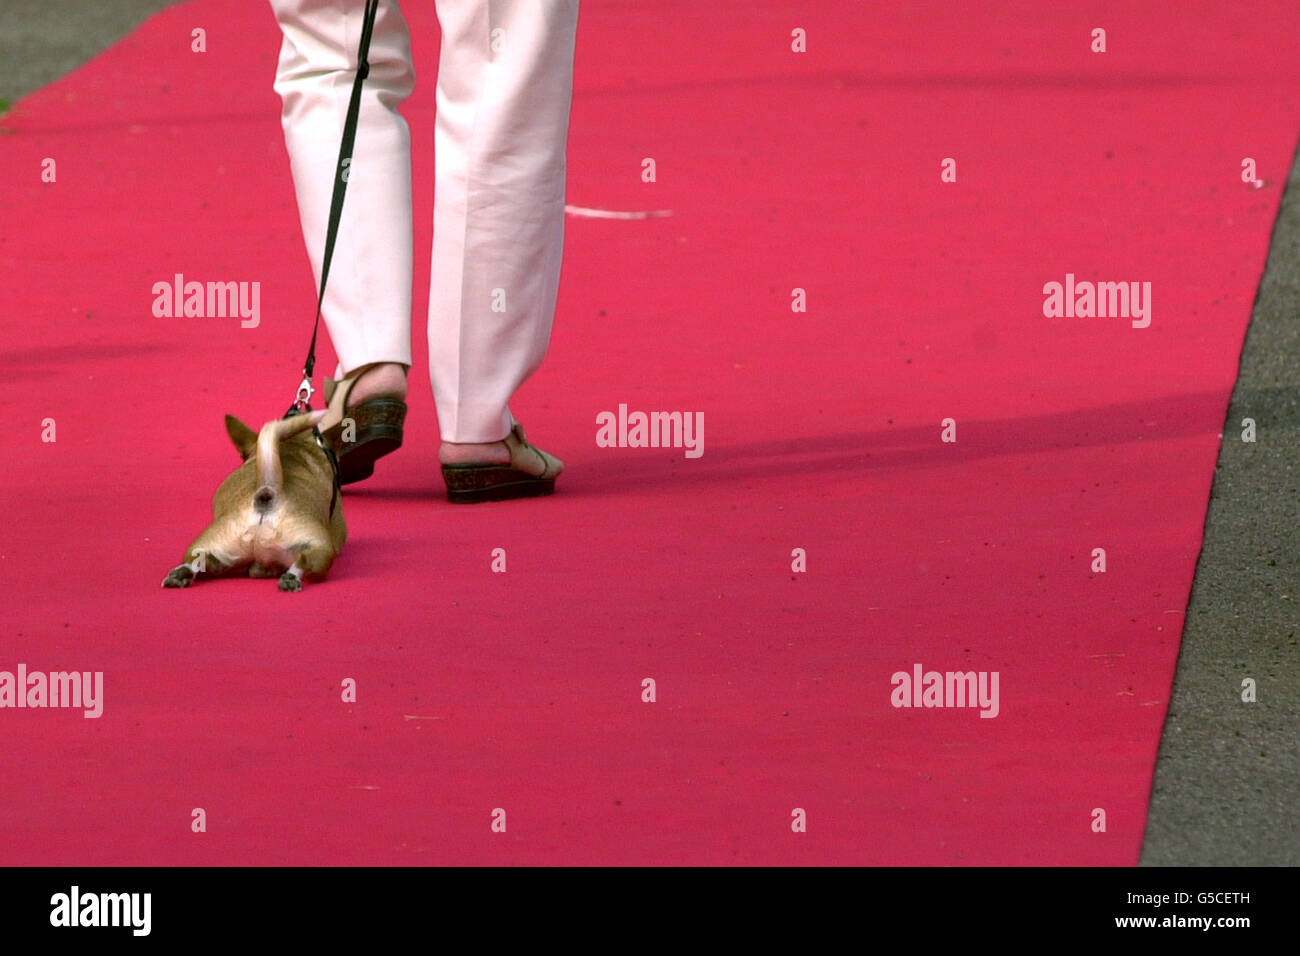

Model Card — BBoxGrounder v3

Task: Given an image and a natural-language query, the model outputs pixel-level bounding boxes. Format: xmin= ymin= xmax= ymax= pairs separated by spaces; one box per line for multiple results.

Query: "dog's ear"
xmin=225 ymin=415 xmax=258 ymax=460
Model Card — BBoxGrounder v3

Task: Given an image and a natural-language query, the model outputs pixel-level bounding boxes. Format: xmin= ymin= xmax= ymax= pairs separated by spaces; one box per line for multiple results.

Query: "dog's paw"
xmin=278 ymin=571 xmax=302 ymax=592
xmin=162 ymin=565 xmax=195 ymax=588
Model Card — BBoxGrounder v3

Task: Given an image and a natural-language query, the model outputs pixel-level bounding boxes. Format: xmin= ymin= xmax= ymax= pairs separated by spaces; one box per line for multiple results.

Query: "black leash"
xmin=282 ymin=0 xmax=381 ymax=517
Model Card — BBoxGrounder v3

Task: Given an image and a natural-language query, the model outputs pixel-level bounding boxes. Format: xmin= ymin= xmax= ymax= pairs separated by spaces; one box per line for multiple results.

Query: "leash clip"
xmin=291 ymin=376 xmax=315 ymax=414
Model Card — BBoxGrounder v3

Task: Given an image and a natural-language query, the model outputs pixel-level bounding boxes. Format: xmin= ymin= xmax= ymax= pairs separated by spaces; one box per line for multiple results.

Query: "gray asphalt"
xmin=1141 ymin=146 xmax=1300 ymax=866
xmin=0 ymin=0 xmax=179 ymax=106
xmin=2 ymin=0 xmax=1296 ymax=866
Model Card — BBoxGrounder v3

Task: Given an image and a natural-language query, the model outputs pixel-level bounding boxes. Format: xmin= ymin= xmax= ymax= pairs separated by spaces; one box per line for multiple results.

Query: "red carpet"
xmin=2 ymin=0 xmax=1298 ymax=864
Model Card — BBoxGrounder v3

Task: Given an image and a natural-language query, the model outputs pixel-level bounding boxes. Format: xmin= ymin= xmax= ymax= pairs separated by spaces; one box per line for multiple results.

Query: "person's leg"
xmin=269 ymin=0 xmax=415 ymax=413
xmin=428 ymin=0 xmax=579 ymax=472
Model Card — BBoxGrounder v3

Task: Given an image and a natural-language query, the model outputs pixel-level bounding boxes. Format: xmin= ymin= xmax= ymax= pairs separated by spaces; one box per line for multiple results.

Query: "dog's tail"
xmin=254 ymin=410 xmax=327 ymax=511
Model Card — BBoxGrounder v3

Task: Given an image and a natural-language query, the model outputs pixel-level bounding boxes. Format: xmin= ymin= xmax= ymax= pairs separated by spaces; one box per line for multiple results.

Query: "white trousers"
xmin=269 ymin=0 xmax=579 ymax=442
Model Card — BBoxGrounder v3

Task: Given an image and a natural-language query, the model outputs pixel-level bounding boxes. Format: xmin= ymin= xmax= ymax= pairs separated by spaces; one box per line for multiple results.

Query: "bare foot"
xmin=319 ymin=362 xmax=408 ymax=431
xmin=439 ymin=424 xmax=564 ymax=478
xmin=346 ymin=363 xmax=408 ymax=405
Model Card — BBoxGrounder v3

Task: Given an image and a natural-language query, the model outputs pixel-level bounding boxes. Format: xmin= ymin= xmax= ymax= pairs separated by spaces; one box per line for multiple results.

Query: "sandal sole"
xmin=442 ymin=464 xmax=556 ymax=503
xmin=323 ymin=399 xmax=406 ymax=485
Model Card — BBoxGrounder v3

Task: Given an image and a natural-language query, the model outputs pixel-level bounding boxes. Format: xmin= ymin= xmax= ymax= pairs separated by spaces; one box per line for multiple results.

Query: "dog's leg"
xmin=277 ymin=539 xmax=336 ymax=592
xmin=163 ymin=524 xmax=245 ymax=588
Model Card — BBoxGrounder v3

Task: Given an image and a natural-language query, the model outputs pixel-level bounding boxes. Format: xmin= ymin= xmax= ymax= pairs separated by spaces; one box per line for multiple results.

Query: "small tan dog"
xmin=162 ymin=410 xmax=346 ymax=591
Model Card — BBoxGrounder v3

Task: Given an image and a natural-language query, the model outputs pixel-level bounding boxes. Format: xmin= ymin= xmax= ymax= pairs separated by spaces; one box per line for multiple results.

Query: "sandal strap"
xmin=506 ymin=424 xmax=554 ymax=479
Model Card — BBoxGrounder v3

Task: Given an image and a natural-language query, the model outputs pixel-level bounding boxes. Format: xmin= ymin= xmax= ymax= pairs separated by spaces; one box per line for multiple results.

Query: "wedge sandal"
xmin=441 ymin=423 xmax=561 ymax=503
xmin=321 ymin=373 xmax=407 ymax=485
